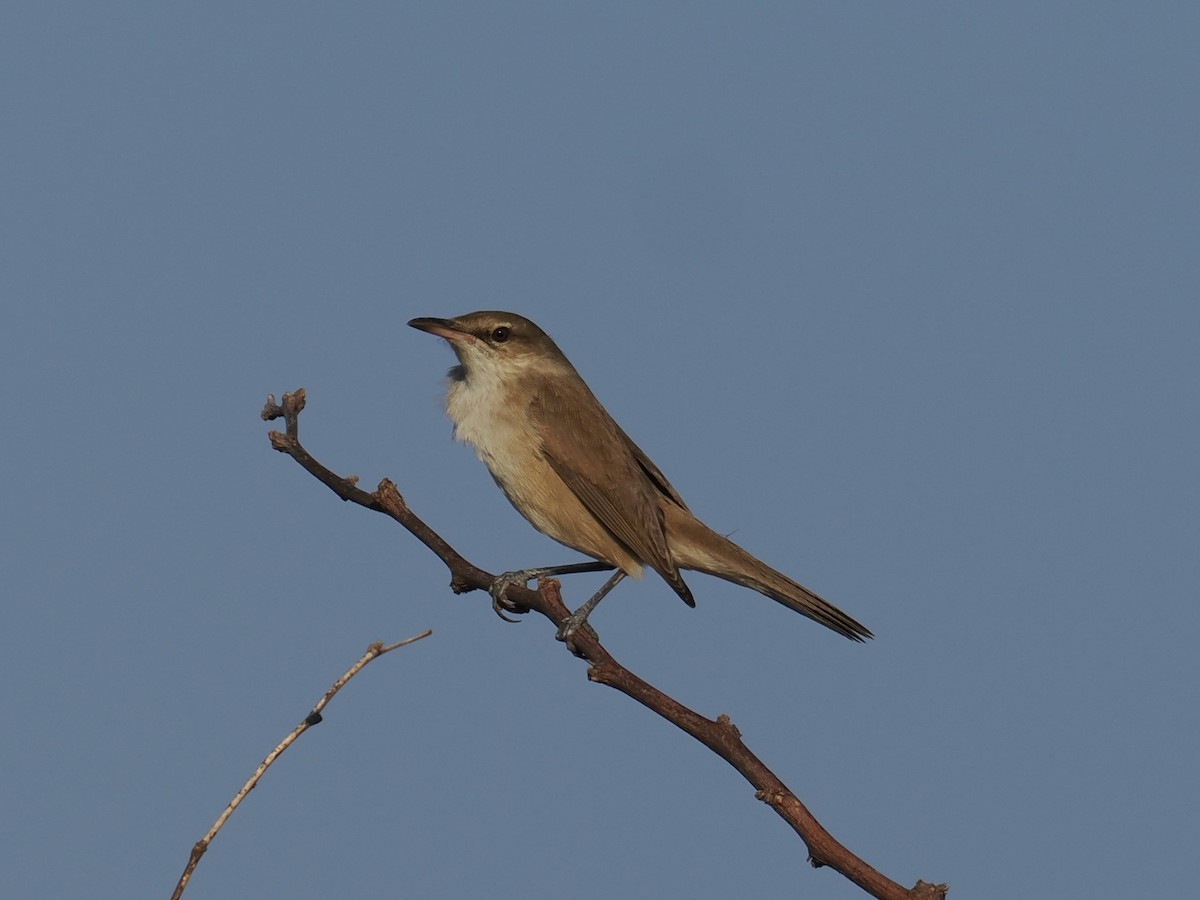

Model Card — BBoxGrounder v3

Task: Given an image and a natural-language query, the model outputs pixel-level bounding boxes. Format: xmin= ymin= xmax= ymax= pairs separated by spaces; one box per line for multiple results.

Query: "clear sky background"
xmin=3 ymin=4 xmax=1197 ymax=899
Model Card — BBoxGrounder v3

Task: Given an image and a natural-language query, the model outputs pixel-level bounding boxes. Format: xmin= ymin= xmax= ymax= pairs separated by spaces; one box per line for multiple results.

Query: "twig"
xmin=170 ymin=630 xmax=432 ymax=899
xmin=261 ymin=389 xmax=947 ymax=900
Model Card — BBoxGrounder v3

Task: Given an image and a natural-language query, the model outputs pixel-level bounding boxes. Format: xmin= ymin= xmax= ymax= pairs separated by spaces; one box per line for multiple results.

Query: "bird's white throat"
xmin=443 ymin=360 xmax=541 ymax=484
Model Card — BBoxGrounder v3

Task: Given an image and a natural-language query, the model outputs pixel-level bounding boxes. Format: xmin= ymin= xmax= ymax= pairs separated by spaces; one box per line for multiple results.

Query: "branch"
xmin=170 ymin=630 xmax=433 ymax=900
xmin=261 ymin=389 xmax=947 ymax=900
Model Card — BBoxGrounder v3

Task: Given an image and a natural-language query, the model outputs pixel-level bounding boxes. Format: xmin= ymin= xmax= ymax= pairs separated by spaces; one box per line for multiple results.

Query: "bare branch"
xmin=170 ymin=630 xmax=433 ymax=900
xmin=261 ymin=389 xmax=946 ymax=900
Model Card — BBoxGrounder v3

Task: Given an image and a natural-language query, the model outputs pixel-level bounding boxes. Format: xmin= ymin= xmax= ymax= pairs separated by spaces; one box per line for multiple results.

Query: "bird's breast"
xmin=442 ymin=372 xmax=642 ymax=574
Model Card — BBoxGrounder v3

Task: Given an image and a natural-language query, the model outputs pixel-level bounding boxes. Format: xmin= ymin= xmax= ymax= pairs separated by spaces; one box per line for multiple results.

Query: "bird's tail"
xmin=664 ymin=504 xmax=872 ymax=641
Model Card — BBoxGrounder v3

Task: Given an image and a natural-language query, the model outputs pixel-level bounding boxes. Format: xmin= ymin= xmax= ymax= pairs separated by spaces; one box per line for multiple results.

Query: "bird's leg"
xmin=490 ymin=560 xmax=615 ymax=622
xmin=556 ymin=569 xmax=628 ymax=643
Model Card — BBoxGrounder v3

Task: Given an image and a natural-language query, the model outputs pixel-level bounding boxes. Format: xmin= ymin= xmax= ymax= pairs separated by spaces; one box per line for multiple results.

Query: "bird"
xmin=408 ymin=311 xmax=871 ymax=642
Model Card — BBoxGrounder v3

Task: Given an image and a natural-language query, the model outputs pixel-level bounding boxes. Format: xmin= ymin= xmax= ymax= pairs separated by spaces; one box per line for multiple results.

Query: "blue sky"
xmin=2 ymin=4 xmax=1197 ymax=898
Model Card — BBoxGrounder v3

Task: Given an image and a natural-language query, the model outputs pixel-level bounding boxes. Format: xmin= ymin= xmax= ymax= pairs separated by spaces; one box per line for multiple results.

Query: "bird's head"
xmin=408 ymin=311 xmax=571 ymax=382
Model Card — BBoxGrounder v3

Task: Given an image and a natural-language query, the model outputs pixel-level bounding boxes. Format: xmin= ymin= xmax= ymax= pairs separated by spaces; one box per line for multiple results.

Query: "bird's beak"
xmin=408 ymin=317 xmax=472 ymax=344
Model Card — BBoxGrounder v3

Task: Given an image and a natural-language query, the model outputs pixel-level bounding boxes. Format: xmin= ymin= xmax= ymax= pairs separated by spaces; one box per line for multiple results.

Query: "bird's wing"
xmin=615 ymin=422 xmax=691 ymax=512
xmin=531 ymin=384 xmax=694 ymax=605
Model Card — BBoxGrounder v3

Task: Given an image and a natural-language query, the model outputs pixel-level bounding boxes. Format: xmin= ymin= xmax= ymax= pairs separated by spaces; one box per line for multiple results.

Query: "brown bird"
xmin=409 ymin=311 xmax=871 ymax=642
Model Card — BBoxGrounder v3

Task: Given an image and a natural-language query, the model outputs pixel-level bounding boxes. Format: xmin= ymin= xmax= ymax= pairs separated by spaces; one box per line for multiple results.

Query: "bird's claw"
xmin=555 ymin=611 xmax=599 ymax=645
xmin=489 ymin=569 xmax=538 ymax=623
xmin=491 ymin=594 xmax=522 ymax=623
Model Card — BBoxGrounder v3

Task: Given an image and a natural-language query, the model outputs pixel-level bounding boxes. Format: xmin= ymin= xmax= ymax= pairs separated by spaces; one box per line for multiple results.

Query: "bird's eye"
xmin=491 ymin=326 xmax=511 ymax=343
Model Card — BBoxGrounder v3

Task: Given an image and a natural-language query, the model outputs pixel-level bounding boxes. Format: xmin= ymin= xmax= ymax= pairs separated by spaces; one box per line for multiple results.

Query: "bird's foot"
xmin=489 ymin=568 xmax=549 ymax=623
xmin=555 ymin=608 xmax=599 ymax=648
xmin=554 ymin=569 xmax=625 ymax=648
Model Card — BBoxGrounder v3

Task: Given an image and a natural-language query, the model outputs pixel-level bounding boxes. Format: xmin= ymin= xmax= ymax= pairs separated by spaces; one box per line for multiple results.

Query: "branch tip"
xmin=260 ymin=395 xmax=282 ymax=421
xmin=379 ymin=630 xmax=433 ymax=653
